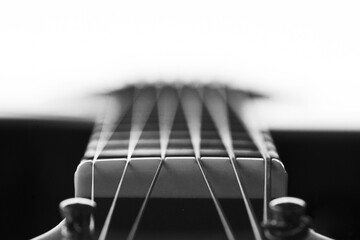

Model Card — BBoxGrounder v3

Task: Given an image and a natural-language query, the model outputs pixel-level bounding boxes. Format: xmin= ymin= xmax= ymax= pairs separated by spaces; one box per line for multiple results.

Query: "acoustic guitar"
xmin=31 ymin=83 xmax=332 ymax=240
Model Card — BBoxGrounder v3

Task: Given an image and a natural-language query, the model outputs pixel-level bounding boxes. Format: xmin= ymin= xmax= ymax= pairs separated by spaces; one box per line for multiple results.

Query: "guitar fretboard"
xmin=83 ymin=84 xmax=278 ymax=161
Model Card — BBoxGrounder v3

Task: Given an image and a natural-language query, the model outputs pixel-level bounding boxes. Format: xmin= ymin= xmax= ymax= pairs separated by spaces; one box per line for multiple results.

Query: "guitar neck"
xmin=83 ymin=84 xmax=276 ymax=160
xmin=74 ymin=84 xmax=286 ymax=199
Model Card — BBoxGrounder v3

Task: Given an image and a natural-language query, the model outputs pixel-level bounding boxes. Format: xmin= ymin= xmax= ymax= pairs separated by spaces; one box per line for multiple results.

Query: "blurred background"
xmin=1 ymin=0 xmax=360 ymax=130
xmin=0 ymin=0 xmax=360 ymax=239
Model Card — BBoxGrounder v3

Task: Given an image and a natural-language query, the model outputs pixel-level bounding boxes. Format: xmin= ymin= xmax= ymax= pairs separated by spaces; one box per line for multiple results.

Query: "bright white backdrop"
xmin=1 ymin=1 xmax=360 ymax=129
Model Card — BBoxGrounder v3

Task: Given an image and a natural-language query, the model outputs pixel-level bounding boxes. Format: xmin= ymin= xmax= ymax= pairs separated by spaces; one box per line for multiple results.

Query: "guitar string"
xmin=98 ymin=160 xmax=130 ymax=240
xmin=88 ymin=89 xmax=136 ymax=239
xmin=181 ymin=86 xmax=236 ymax=240
xmin=126 ymin=85 xmax=235 ymax=240
xmin=90 ymin=95 xmax=132 ymax=201
xmin=93 ymin=85 xmax=269 ymax=240
xmin=126 ymin=159 xmax=163 ymax=240
xmin=90 ymin=96 xmax=112 ymax=202
xmin=194 ymin=157 xmax=236 ymax=240
xmin=222 ymin=88 xmax=266 ymax=240
xmin=226 ymin=88 xmax=271 ymax=238
xmin=90 ymin=88 xmax=135 ymax=202
xmin=98 ymin=86 xmax=156 ymax=240
xmin=96 ymin=90 xmax=138 ymax=240
xmin=203 ymin=87 xmax=264 ymax=240
xmin=226 ymin=89 xmax=272 ymax=224
xmin=126 ymin=86 xmax=179 ymax=240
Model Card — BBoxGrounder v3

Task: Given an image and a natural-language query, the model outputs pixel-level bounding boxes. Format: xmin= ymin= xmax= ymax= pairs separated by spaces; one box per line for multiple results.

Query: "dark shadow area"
xmin=0 ymin=119 xmax=358 ymax=239
xmin=272 ymin=131 xmax=360 ymax=240
xmin=0 ymin=119 xmax=93 ymax=239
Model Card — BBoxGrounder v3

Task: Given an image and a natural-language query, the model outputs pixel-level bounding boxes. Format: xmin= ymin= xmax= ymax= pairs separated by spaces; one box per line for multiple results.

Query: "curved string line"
xmin=180 ymin=86 xmax=236 ymax=240
xmin=126 ymin=86 xmax=178 ymax=240
xmin=226 ymin=88 xmax=272 ymax=224
xmin=203 ymin=87 xmax=264 ymax=240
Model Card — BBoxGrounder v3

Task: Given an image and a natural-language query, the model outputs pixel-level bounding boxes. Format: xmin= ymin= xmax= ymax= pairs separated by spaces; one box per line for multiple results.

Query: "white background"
xmin=1 ymin=0 xmax=360 ymax=129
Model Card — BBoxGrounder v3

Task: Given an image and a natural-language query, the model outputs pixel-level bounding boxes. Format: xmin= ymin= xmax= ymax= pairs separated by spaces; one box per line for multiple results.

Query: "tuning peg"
xmin=59 ymin=198 xmax=96 ymax=240
xmin=263 ymin=197 xmax=333 ymax=240
xmin=263 ymin=197 xmax=310 ymax=240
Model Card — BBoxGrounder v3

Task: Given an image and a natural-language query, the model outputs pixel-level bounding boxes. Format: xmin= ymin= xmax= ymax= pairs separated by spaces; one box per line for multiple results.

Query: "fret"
xmin=85 ymin=144 xmax=262 ymax=159
xmin=166 ymin=105 xmax=194 ymax=157
xmin=165 ymin=148 xmax=195 ymax=156
xmin=131 ymin=149 xmax=162 ymax=158
xmin=200 ymin=106 xmax=226 ymax=152
xmin=85 ymin=147 xmax=262 ymax=160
